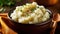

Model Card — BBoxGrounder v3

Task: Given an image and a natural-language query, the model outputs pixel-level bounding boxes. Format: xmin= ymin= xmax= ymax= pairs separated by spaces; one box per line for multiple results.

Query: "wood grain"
xmin=0 ymin=13 xmax=17 ymax=34
xmin=0 ymin=13 xmax=8 ymax=17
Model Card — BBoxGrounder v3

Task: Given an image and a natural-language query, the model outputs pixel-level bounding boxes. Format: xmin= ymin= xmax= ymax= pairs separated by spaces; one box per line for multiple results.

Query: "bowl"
xmin=8 ymin=8 xmax=53 ymax=34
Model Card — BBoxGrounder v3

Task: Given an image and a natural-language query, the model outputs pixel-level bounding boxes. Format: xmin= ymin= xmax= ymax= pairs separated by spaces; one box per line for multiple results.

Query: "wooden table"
xmin=0 ymin=13 xmax=17 ymax=34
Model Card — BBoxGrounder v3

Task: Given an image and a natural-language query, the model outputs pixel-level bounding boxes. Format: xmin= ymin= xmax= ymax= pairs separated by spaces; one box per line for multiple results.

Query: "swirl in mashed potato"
xmin=10 ymin=2 xmax=50 ymax=24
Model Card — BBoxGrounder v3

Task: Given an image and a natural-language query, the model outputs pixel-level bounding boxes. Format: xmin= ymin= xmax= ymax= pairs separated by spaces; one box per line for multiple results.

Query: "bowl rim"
xmin=8 ymin=9 xmax=53 ymax=25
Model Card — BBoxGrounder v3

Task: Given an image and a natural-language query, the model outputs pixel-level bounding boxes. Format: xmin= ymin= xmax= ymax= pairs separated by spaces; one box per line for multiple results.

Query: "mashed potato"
xmin=10 ymin=2 xmax=50 ymax=24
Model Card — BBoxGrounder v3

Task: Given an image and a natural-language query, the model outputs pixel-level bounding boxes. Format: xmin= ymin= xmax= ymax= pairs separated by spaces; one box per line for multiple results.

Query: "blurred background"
xmin=0 ymin=0 xmax=60 ymax=13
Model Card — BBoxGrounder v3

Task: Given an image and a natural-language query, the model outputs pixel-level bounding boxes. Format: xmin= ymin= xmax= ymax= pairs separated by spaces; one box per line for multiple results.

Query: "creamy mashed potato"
xmin=10 ymin=2 xmax=50 ymax=24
